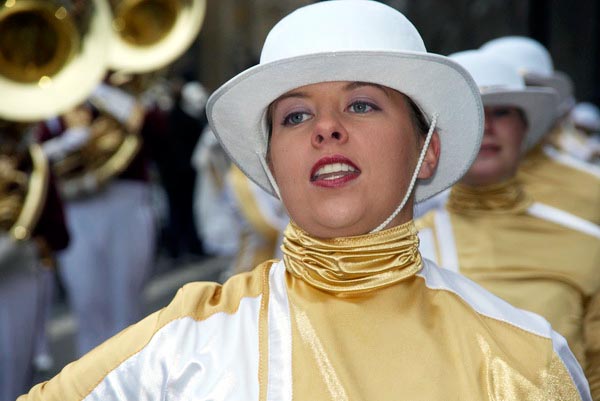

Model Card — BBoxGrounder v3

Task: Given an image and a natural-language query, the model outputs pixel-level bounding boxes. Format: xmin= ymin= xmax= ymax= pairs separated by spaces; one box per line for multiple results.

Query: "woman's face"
xmin=268 ymin=81 xmax=438 ymax=238
xmin=461 ymin=106 xmax=527 ymax=187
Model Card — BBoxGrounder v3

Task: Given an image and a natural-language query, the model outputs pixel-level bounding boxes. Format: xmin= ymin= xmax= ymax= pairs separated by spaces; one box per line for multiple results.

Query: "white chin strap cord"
xmin=259 ymin=113 xmax=438 ymax=234
xmin=370 ymin=113 xmax=438 ymax=233
xmin=259 ymin=152 xmax=283 ymax=200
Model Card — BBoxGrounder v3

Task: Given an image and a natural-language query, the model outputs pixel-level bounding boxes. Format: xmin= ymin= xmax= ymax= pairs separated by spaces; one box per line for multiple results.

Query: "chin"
xmin=297 ymin=211 xmax=370 ymax=239
xmin=464 ymin=164 xmax=506 ymax=186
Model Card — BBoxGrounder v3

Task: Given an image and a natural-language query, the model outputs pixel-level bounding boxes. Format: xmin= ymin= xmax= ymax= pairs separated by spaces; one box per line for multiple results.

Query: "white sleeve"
xmin=41 ymin=126 xmax=91 ymax=161
xmin=90 ymin=83 xmax=137 ymax=125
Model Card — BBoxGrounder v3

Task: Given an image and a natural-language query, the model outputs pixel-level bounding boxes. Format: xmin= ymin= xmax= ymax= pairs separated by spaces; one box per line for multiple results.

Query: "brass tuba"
xmin=106 ymin=0 xmax=207 ymax=74
xmin=0 ymin=0 xmax=111 ymax=238
xmin=0 ymin=0 xmax=112 ymax=122
xmin=48 ymin=0 xmax=207 ymax=199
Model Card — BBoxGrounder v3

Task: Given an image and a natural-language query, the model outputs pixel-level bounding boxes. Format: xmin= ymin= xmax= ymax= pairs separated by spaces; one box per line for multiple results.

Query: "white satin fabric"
xmin=83 ymin=295 xmax=262 ymax=401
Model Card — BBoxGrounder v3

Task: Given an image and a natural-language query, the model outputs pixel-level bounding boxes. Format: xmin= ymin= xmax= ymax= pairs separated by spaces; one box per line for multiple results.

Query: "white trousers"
xmin=0 ymin=267 xmax=39 ymax=401
xmin=59 ymin=180 xmax=155 ymax=356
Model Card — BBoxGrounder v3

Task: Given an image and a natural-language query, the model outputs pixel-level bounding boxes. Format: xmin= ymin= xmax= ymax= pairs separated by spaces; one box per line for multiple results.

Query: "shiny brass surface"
xmin=0 ymin=0 xmax=112 ymax=122
xmin=112 ymin=0 xmax=179 ymax=47
xmin=106 ymin=0 xmax=206 ymax=73
xmin=54 ymin=107 xmax=142 ymax=199
xmin=0 ymin=1 xmax=77 ymax=83
xmin=0 ymin=138 xmax=49 ymax=241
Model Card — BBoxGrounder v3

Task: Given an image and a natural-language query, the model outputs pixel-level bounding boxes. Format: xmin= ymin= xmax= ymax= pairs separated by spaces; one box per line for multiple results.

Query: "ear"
xmin=417 ymin=131 xmax=440 ymax=179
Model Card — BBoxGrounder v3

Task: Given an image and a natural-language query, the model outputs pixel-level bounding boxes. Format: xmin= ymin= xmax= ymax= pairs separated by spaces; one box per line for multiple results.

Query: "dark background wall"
xmin=174 ymin=0 xmax=599 ymax=107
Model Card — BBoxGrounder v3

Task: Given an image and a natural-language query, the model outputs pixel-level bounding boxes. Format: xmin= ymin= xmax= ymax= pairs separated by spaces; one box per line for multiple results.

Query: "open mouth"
xmin=310 ymin=155 xmax=361 ymax=187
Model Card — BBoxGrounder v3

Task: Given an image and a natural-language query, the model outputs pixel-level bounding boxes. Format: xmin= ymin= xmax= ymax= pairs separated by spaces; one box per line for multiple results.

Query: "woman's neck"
xmin=282 ymin=220 xmax=422 ymax=296
xmin=447 ymin=178 xmax=532 ymax=214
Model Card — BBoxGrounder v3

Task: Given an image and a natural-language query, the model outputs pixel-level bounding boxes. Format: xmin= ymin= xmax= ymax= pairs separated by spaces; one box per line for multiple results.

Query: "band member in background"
xmin=191 ymin=127 xmax=238 ymax=258
xmin=0 ymin=127 xmax=69 ymax=400
xmin=20 ymin=2 xmax=590 ymax=399
xmin=36 ymin=76 xmax=161 ymax=356
xmin=152 ymin=79 xmax=208 ymax=260
xmin=219 ymin=164 xmax=289 ymax=280
xmin=568 ymin=102 xmax=600 ymax=165
xmin=480 ymin=36 xmax=600 ymax=228
xmin=416 ymin=49 xmax=599 ymax=398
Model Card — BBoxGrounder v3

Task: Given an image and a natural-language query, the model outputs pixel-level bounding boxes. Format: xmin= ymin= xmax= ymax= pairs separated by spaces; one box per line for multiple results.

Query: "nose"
xmin=311 ymin=112 xmax=349 ymax=147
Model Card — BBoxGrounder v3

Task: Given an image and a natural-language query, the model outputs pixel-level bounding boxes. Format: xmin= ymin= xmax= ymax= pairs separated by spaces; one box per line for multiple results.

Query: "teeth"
xmin=315 ymin=163 xmax=356 ymax=176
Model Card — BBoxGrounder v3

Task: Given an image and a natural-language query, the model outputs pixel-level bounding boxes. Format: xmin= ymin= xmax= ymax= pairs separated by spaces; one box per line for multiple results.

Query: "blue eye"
xmin=349 ymin=101 xmax=378 ymax=113
xmin=283 ymin=111 xmax=311 ymax=126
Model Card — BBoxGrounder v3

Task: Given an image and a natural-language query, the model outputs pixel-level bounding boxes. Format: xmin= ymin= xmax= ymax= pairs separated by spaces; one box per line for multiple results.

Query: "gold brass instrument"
xmin=50 ymin=103 xmax=143 ymax=199
xmin=41 ymin=0 xmax=207 ymax=199
xmin=0 ymin=127 xmax=49 ymax=242
xmin=0 ymin=0 xmax=111 ymax=240
xmin=0 ymin=0 xmax=112 ymax=122
xmin=106 ymin=0 xmax=207 ymax=73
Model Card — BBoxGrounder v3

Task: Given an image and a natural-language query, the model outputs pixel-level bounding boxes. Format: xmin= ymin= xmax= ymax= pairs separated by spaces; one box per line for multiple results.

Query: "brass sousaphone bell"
xmin=0 ymin=0 xmax=112 ymax=239
xmin=0 ymin=0 xmax=112 ymax=122
xmin=53 ymin=0 xmax=207 ymax=198
xmin=106 ymin=0 xmax=207 ymax=74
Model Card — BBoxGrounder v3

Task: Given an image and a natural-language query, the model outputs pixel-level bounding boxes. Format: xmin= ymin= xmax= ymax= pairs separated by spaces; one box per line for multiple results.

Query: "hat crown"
xmin=450 ymin=50 xmax=526 ymax=92
xmin=481 ymin=36 xmax=554 ymax=78
xmin=260 ymin=0 xmax=426 ymax=64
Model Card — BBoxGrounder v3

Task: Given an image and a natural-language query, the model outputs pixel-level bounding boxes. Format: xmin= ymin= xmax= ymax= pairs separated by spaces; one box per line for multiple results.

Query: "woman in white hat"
xmin=416 ymin=49 xmax=599 ymax=399
xmin=481 ymin=36 xmax=600 ymax=227
xmin=20 ymin=1 xmax=591 ymax=399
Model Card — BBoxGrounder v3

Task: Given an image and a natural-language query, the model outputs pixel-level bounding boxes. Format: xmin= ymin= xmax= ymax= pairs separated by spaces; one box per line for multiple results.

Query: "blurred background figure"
xmin=34 ymin=0 xmax=207 ymax=356
xmin=0 ymin=0 xmax=110 ymax=396
xmin=568 ymin=102 xmax=600 ymax=165
xmin=153 ymin=78 xmax=209 ymax=261
xmin=480 ymin=36 xmax=600 ymax=229
xmin=36 ymin=78 xmax=160 ymax=356
xmin=219 ymin=165 xmax=288 ymax=281
xmin=416 ymin=50 xmax=600 ymax=399
xmin=191 ymin=128 xmax=288 ymax=282
xmin=0 ymin=126 xmax=70 ymax=401
xmin=191 ymin=127 xmax=237 ymax=259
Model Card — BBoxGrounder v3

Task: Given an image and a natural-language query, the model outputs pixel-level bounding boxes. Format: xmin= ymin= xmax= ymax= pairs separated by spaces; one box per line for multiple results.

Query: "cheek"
xmin=269 ymin=138 xmax=302 ymax=187
xmin=377 ymin=130 xmax=416 ymax=170
xmin=503 ymin=123 xmax=527 ymax=157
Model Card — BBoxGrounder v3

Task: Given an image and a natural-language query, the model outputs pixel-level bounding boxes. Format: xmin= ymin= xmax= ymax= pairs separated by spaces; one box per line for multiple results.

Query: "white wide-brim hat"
xmin=570 ymin=102 xmax=600 ymax=132
xmin=480 ymin=36 xmax=574 ymax=116
xmin=207 ymin=0 xmax=483 ymax=202
xmin=450 ymin=50 xmax=559 ymax=151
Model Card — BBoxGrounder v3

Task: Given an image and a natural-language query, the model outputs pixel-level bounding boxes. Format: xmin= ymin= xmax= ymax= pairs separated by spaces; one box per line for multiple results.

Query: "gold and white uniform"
xmin=416 ymin=180 xmax=600 ymax=399
xmin=519 ymin=141 xmax=600 ymax=226
xmin=20 ymin=221 xmax=590 ymax=400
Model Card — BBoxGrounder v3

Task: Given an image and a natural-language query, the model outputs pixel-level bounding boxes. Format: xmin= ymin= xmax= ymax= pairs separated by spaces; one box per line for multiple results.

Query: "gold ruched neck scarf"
xmin=447 ymin=179 xmax=533 ymax=215
xmin=282 ymin=220 xmax=422 ymax=295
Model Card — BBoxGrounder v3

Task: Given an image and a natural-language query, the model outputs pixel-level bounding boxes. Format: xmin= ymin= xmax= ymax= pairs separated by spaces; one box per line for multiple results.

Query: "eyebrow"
xmin=343 ymin=81 xmax=391 ymax=97
xmin=273 ymin=81 xmax=391 ymax=105
xmin=272 ymin=90 xmax=309 ymax=104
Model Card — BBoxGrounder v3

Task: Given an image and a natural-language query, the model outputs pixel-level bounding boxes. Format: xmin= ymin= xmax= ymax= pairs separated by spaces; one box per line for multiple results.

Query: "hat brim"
xmin=482 ymin=88 xmax=558 ymax=150
xmin=207 ymin=51 xmax=483 ymax=203
xmin=524 ymin=72 xmax=574 ymax=116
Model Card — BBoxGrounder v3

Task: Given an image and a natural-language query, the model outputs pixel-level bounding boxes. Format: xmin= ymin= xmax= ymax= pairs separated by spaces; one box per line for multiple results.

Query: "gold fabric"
xmin=585 ymin=293 xmax=600 ymax=399
xmin=19 ymin=223 xmax=586 ymax=400
xmin=518 ymin=142 xmax=600 ymax=225
xmin=282 ymin=220 xmax=422 ymax=295
xmin=19 ymin=262 xmax=272 ymax=401
xmin=446 ymin=179 xmax=532 ymax=215
xmin=417 ymin=179 xmax=600 ymax=399
xmin=229 ymin=166 xmax=279 ymax=273
xmin=282 ymin=222 xmax=582 ymax=399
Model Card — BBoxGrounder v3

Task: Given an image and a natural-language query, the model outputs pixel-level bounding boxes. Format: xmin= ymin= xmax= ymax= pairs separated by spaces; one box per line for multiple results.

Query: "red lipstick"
xmin=310 ymin=155 xmax=361 ymax=188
